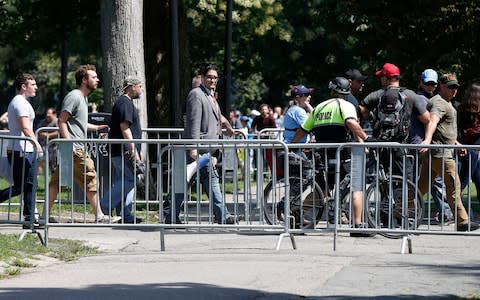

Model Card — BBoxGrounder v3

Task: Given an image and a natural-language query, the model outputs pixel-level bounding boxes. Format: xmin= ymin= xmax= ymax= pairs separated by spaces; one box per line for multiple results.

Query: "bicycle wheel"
xmin=366 ymin=175 xmax=423 ymax=239
xmin=263 ymin=176 xmax=325 ymax=228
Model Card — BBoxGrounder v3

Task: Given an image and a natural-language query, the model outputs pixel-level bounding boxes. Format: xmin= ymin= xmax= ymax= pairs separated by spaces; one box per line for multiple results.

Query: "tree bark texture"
xmin=100 ymin=0 xmax=148 ymax=130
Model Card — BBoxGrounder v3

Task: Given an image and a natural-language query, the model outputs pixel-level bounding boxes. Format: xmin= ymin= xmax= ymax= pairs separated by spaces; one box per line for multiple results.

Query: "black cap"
xmin=345 ymin=69 xmax=368 ymax=81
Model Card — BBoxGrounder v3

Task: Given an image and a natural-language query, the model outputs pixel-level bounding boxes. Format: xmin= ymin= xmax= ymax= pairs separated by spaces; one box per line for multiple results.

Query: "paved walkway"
xmin=0 ymin=225 xmax=479 ymax=299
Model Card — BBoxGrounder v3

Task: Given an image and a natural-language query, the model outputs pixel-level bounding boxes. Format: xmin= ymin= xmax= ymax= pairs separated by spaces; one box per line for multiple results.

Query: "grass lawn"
xmin=0 ymin=233 xmax=98 ymax=279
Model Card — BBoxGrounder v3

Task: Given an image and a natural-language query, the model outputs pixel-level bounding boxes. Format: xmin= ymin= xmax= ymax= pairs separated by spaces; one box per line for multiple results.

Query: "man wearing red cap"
xmin=359 ymin=63 xmax=429 ymax=180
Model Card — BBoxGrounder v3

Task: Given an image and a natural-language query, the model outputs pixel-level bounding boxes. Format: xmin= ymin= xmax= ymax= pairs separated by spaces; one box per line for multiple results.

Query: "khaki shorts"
xmin=50 ymin=148 xmax=97 ymax=192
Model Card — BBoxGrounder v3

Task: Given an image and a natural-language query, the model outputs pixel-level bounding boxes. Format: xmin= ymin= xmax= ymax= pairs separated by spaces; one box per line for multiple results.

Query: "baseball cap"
xmin=240 ymin=116 xmax=249 ymax=122
xmin=250 ymin=109 xmax=261 ymax=116
xmin=345 ymin=69 xmax=368 ymax=81
xmin=291 ymin=85 xmax=314 ymax=97
xmin=122 ymin=76 xmax=142 ymax=90
xmin=439 ymin=74 xmax=460 ymax=88
xmin=421 ymin=69 xmax=438 ymax=83
xmin=375 ymin=63 xmax=401 ymax=78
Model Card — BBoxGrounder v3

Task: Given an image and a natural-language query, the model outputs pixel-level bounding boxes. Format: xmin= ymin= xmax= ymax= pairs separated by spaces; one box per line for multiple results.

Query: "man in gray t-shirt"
xmin=47 ymin=65 xmax=113 ymax=223
xmin=61 ymin=89 xmax=89 ymax=148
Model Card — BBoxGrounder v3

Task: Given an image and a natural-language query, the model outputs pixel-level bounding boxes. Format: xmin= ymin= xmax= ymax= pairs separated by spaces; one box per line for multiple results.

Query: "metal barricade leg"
xmin=18 ymin=228 xmax=45 ymax=246
xmin=275 ymin=232 xmax=296 ymax=251
xmin=400 ymin=235 xmax=412 ymax=254
xmin=160 ymin=228 xmax=165 ymax=251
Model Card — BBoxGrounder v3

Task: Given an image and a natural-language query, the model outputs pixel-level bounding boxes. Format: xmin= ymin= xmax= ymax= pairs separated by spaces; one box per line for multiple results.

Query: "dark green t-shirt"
xmin=428 ymin=94 xmax=457 ymax=158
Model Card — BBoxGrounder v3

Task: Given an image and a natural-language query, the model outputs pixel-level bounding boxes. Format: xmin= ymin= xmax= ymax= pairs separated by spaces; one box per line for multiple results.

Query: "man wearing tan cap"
xmin=101 ymin=76 xmax=144 ymax=224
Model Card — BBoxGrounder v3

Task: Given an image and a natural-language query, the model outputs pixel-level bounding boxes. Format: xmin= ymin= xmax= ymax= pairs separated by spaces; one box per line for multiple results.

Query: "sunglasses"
xmin=447 ymin=85 xmax=459 ymax=90
xmin=424 ymin=82 xmax=437 ymax=87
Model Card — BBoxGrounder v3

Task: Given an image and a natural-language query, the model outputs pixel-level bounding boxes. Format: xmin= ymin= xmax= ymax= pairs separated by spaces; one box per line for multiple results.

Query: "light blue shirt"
xmin=283 ymin=105 xmax=309 ymax=143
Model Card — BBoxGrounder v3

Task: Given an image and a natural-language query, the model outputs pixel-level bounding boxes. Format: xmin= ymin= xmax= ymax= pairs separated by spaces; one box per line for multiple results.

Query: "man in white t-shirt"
xmin=0 ymin=73 xmax=42 ymax=228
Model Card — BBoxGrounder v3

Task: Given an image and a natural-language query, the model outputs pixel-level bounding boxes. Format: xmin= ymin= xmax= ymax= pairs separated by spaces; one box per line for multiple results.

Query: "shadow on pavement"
xmin=0 ymin=282 xmax=460 ymax=300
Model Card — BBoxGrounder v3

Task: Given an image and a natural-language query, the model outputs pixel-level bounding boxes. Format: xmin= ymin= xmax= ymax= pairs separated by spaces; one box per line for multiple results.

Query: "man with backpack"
xmin=359 ymin=63 xmax=429 ymax=180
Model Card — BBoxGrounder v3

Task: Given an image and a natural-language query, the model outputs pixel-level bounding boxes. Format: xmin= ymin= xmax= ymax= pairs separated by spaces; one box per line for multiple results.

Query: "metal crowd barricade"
xmin=0 ymin=133 xmax=42 ymax=242
xmin=41 ymin=131 xmax=480 ymax=253
xmin=269 ymin=141 xmax=479 ymax=254
xmin=43 ymin=137 xmax=294 ymax=250
xmin=334 ymin=142 xmax=480 ymax=253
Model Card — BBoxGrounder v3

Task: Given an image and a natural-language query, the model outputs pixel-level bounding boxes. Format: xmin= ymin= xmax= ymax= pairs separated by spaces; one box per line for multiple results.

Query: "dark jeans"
xmin=0 ymin=151 xmax=35 ymax=220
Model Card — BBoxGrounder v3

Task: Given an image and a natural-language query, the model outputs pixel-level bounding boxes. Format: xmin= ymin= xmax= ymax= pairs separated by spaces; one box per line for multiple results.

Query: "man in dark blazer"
xmin=165 ymin=64 xmax=239 ymax=224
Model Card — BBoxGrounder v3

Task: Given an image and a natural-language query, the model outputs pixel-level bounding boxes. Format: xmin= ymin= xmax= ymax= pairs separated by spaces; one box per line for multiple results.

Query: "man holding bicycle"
xmin=292 ymin=77 xmax=371 ymax=237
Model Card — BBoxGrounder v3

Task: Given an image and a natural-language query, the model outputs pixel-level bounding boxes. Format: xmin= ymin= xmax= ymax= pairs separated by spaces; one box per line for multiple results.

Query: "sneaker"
xmin=350 ymin=223 xmax=375 ymax=238
xmin=223 ymin=215 xmax=243 ymax=224
xmin=22 ymin=220 xmax=44 ymax=230
xmin=96 ymin=215 xmax=122 ymax=224
xmin=457 ymin=221 xmax=480 ymax=232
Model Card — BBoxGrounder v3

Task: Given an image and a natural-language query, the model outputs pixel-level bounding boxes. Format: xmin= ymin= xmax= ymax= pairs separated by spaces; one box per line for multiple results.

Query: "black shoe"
xmin=164 ymin=215 xmax=182 ymax=224
xmin=350 ymin=224 xmax=375 ymax=237
xmin=457 ymin=221 xmax=480 ymax=232
xmin=124 ymin=217 xmax=144 ymax=224
xmin=22 ymin=221 xmax=44 ymax=230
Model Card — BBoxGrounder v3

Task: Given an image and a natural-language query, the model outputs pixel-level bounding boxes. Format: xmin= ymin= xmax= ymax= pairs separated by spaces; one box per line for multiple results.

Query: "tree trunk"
xmin=100 ymin=0 xmax=148 ymax=130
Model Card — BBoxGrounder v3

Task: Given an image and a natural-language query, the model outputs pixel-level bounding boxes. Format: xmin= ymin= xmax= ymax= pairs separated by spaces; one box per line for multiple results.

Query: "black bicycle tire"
xmin=366 ymin=175 xmax=424 ymax=239
xmin=262 ymin=176 xmax=325 ymax=227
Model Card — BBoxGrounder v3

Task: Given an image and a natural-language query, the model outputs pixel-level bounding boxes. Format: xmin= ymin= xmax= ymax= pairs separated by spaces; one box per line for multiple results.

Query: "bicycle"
xmin=363 ymin=147 xmax=424 ymax=238
xmin=262 ymin=146 xmax=424 ymax=238
xmin=262 ymin=150 xmax=351 ymax=229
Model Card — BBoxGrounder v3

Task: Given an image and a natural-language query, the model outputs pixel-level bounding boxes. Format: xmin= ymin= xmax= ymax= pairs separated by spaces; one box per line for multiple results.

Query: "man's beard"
xmin=87 ymin=81 xmax=97 ymax=91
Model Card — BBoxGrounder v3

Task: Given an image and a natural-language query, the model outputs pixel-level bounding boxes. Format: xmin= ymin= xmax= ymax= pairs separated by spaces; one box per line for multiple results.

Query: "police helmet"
xmin=328 ymin=77 xmax=350 ymax=95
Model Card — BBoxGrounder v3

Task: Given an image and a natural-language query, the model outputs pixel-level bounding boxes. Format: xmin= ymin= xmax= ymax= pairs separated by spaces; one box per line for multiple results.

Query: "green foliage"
xmin=0 ymin=0 xmax=102 ymax=113
xmin=186 ymin=0 xmax=480 ymax=110
xmin=186 ymin=0 xmax=292 ymax=111
xmin=2 ymin=0 xmax=480 ymax=118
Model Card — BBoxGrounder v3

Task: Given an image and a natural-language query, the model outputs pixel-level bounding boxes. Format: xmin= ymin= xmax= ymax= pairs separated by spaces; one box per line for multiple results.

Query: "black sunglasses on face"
xmin=424 ymin=82 xmax=437 ymax=87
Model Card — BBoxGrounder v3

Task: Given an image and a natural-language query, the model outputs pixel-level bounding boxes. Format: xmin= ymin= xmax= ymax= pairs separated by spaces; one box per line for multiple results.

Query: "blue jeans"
xmin=0 ymin=151 xmax=35 ymax=220
xmin=431 ymin=176 xmax=453 ymax=220
xmin=166 ymin=165 xmax=231 ymax=223
xmin=100 ymin=156 xmax=134 ymax=222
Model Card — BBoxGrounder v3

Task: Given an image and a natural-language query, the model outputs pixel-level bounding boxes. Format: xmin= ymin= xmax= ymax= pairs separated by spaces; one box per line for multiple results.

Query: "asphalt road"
xmin=0 ymin=225 xmax=479 ymax=300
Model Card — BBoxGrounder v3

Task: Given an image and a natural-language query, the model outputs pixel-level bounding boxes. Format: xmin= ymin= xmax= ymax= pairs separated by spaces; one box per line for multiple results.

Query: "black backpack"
xmin=373 ymin=87 xmax=411 ymax=142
